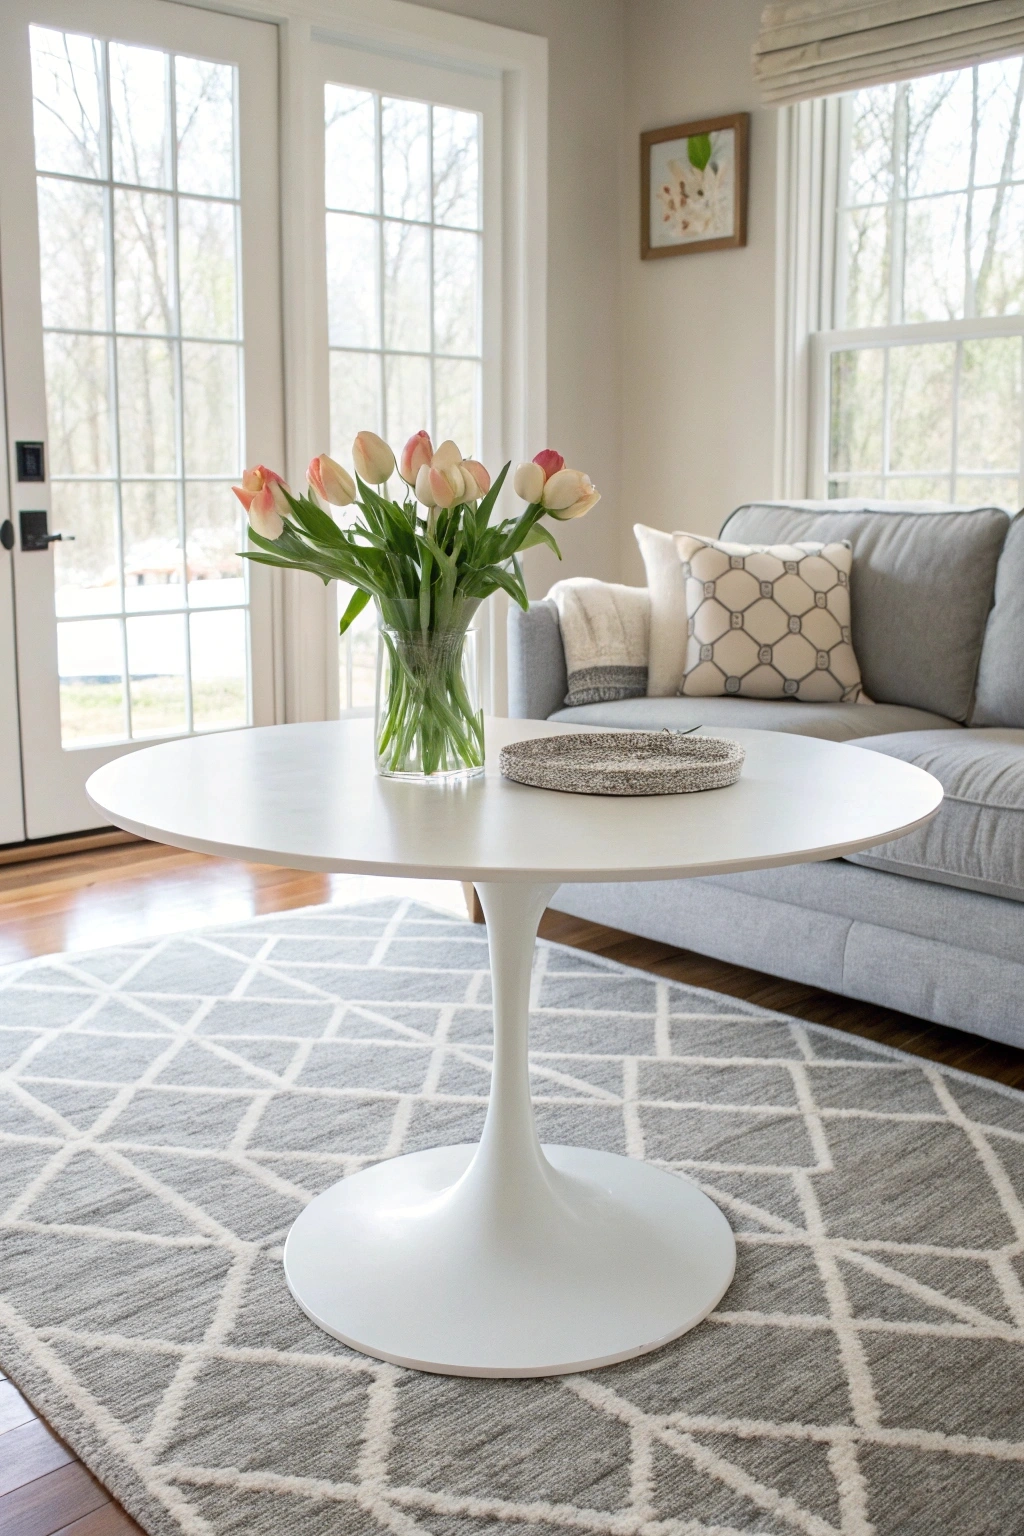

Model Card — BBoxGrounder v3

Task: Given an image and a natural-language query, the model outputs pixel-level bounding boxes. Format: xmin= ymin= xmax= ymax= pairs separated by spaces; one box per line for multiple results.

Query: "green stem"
xmin=375 ymin=617 xmax=484 ymax=777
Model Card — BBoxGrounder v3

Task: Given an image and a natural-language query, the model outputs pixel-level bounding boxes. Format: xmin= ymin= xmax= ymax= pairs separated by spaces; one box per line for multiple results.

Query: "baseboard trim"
xmin=0 ymin=828 xmax=143 ymax=868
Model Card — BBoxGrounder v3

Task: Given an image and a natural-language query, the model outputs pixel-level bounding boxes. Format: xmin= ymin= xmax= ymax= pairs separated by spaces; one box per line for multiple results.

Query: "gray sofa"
xmin=508 ymin=500 xmax=1024 ymax=1048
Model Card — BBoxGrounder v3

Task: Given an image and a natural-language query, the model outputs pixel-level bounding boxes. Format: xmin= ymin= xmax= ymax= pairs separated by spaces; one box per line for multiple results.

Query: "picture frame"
xmin=641 ymin=112 xmax=749 ymax=260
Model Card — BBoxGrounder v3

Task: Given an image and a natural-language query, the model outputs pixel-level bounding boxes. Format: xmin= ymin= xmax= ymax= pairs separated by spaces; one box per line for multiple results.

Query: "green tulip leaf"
xmin=339 ymin=586 xmax=371 ymax=635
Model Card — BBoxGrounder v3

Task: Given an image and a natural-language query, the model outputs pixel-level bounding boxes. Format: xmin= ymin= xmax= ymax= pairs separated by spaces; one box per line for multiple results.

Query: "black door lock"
xmin=0 ymin=520 xmax=13 ymax=552
xmin=19 ymin=510 xmax=74 ymax=552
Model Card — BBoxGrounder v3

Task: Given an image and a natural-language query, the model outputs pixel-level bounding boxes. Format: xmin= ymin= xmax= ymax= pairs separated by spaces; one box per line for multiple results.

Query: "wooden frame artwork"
xmin=641 ymin=112 xmax=749 ymax=259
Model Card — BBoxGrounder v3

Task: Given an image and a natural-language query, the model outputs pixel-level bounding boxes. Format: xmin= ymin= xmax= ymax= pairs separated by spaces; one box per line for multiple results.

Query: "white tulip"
xmin=352 ymin=430 xmax=396 ymax=484
xmin=547 ymin=488 xmax=601 ymax=521
xmin=541 ymin=468 xmax=595 ymax=512
xmin=513 ymin=461 xmax=545 ymax=503
xmin=431 ymin=439 xmax=463 ymax=471
xmin=414 ymin=463 xmax=436 ymax=507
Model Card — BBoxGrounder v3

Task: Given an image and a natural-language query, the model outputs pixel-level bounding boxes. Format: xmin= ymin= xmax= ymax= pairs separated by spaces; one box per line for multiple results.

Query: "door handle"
xmin=19 ymin=510 xmax=75 ymax=552
xmin=0 ymin=520 xmax=13 ymax=551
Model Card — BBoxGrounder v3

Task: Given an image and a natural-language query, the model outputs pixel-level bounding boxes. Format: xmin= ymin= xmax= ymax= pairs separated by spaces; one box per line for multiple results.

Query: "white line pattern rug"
xmin=1 ymin=898 xmax=1024 ymax=1536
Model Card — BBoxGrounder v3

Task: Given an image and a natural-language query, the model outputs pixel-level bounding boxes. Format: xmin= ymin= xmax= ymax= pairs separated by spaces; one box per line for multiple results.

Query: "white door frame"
xmin=180 ymin=0 xmax=548 ymax=722
xmin=0 ymin=306 xmax=26 ymax=846
xmin=0 ymin=0 xmax=284 ymax=838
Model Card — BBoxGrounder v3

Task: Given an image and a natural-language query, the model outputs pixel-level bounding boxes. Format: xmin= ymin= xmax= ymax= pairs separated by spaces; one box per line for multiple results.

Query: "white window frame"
xmin=778 ymin=86 xmax=1024 ymax=504
xmin=184 ymin=0 xmax=548 ymax=723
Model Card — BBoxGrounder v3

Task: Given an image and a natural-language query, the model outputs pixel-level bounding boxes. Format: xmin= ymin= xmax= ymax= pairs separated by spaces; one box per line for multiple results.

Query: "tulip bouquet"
xmin=233 ymin=430 xmax=599 ymax=780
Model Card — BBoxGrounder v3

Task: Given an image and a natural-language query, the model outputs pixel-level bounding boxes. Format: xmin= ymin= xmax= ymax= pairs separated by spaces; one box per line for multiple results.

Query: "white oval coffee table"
xmin=86 ymin=717 xmax=942 ymax=1379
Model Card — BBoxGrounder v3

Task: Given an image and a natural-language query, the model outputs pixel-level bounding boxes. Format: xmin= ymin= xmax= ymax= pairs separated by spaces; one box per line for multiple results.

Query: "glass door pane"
xmin=30 ymin=25 xmax=249 ymax=746
xmin=318 ymin=48 xmax=497 ymax=714
xmin=0 ymin=0 xmax=281 ymax=839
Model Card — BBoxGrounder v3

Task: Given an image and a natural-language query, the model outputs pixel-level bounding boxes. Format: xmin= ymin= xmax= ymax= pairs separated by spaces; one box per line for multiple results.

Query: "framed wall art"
xmin=641 ymin=112 xmax=749 ymax=259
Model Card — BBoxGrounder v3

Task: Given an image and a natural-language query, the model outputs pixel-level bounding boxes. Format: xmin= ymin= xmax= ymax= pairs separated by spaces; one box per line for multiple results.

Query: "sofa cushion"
xmin=721 ymin=501 xmax=1009 ymax=722
xmin=972 ymin=512 xmax=1024 ymax=728
xmin=549 ymin=695 xmax=956 ymax=742
xmin=677 ymin=533 xmax=865 ymax=701
xmin=848 ymin=729 xmax=1024 ymax=902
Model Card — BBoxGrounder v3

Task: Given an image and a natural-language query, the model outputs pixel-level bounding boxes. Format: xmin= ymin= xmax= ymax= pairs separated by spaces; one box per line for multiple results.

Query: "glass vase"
xmin=374 ymin=598 xmax=485 ymax=781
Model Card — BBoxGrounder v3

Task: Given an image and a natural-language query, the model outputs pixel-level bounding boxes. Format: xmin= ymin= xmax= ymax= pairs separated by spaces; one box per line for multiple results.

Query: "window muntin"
xmin=324 ymin=83 xmax=482 ymax=710
xmin=824 ymin=59 xmax=1024 ymax=507
xmin=30 ymin=26 xmax=250 ymax=746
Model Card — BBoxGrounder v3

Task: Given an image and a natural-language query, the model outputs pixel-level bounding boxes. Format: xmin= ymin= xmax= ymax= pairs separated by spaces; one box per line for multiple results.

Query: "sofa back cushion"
xmin=721 ymin=501 xmax=1009 ymax=722
xmin=972 ymin=513 xmax=1024 ymax=728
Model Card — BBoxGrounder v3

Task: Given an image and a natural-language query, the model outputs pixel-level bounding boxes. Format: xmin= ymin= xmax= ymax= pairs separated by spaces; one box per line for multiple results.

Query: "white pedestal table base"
xmin=283 ymin=880 xmax=736 ymax=1377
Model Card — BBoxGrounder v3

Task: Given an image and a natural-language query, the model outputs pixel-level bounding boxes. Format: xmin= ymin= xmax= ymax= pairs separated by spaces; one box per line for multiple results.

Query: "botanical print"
xmin=651 ymin=128 xmax=735 ymax=246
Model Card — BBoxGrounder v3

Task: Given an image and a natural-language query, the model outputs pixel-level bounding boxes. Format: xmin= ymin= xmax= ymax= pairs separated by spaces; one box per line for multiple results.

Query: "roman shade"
xmin=754 ymin=0 xmax=1024 ymax=104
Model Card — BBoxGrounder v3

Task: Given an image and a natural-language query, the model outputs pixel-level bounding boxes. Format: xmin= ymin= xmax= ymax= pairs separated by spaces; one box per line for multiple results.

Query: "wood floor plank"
xmin=51 ymin=1498 xmax=144 ymax=1536
xmin=0 ymin=1380 xmax=36 ymax=1435
xmin=0 ymin=1419 xmax=74 ymax=1498
xmin=0 ymin=1460 xmax=111 ymax=1536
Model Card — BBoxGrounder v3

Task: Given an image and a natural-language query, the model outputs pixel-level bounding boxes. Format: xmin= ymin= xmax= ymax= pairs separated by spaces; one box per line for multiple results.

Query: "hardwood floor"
xmin=0 ymin=1367 xmax=139 ymax=1535
xmin=1 ymin=835 xmax=1022 ymax=1534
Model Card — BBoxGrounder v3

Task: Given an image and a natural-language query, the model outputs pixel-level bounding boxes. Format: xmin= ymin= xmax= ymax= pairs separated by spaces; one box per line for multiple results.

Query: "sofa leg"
xmin=463 ymin=882 xmax=485 ymax=924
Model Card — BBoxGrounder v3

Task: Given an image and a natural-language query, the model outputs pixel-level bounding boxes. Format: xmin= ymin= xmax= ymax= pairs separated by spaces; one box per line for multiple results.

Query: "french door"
xmin=0 ymin=0 xmax=282 ymax=839
xmin=310 ymin=40 xmax=503 ymax=715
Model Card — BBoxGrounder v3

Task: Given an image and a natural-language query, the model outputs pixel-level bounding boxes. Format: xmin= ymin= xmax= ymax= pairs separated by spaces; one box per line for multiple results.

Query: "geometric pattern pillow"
xmin=672 ymin=533 xmax=865 ymax=702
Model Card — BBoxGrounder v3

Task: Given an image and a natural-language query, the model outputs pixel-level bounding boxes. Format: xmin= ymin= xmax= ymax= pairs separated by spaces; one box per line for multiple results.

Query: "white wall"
xmin=405 ymin=0 xmax=626 ymax=591
xmin=418 ymin=0 xmax=780 ymax=590
xmin=620 ymin=0 xmax=777 ymax=582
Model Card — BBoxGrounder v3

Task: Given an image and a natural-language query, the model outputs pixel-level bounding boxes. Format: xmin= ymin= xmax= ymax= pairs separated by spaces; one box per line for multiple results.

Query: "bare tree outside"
xmin=324 ymin=84 xmax=482 ymax=710
xmin=830 ymin=58 xmax=1024 ymax=508
xmin=30 ymin=25 xmax=249 ymax=746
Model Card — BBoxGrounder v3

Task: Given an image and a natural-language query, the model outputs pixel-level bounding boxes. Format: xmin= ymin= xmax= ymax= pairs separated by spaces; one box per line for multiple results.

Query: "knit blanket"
xmin=548 ymin=578 xmax=650 ymax=705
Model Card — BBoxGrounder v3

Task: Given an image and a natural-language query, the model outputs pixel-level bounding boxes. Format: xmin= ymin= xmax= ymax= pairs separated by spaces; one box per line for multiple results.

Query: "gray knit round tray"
xmin=499 ymin=731 xmax=745 ymax=796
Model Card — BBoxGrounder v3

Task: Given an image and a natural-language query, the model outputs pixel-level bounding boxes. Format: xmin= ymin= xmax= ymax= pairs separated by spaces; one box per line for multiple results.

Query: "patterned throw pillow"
xmin=673 ymin=533 xmax=864 ymax=701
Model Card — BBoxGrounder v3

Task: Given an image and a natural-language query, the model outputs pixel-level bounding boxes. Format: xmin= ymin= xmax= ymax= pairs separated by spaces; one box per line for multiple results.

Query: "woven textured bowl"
xmin=499 ymin=731 xmax=745 ymax=796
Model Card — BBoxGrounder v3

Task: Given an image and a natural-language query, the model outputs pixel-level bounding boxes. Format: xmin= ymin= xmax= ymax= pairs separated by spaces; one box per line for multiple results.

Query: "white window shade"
xmin=754 ymin=0 xmax=1024 ymax=104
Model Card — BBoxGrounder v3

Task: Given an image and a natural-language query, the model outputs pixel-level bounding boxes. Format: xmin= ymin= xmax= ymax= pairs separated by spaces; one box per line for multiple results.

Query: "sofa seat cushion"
xmin=549 ymin=696 xmax=956 ymax=742
xmin=849 ymin=729 xmax=1024 ymax=902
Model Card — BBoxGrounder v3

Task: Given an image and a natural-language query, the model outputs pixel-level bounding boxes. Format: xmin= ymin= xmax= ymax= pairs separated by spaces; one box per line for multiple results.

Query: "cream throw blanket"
xmin=547 ymin=578 xmax=650 ymax=706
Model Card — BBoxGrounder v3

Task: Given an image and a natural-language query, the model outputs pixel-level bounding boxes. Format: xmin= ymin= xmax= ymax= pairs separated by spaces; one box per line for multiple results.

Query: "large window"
xmin=30 ymin=26 xmax=250 ymax=745
xmin=323 ymin=83 xmax=483 ymax=710
xmin=816 ymin=58 xmax=1024 ymax=506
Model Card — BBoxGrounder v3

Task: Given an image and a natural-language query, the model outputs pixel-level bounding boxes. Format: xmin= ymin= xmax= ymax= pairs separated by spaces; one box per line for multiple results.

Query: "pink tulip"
xmin=427 ymin=464 xmax=466 ymax=509
xmin=461 ymin=459 xmax=491 ymax=498
xmin=233 ymin=465 xmax=290 ymax=540
xmin=352 ymin=430 xmax=396 ymax=484
xmin=232 ymin=464 xmax=283 ymax=510
xmin=533 ymin=448 xmax=565 ymax=480
xmin=400 ymin=430 xmax=434 ymax=485
xmin=307 ymin=453 xmax=355 ymax=506
xmin=541 ymin=468 xmax=595 ymax=512
xmin=513 ymin=461 xmax=545 ymax=503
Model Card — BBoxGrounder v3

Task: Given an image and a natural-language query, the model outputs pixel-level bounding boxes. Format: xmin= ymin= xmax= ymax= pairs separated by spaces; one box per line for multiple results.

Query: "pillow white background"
xmin=634 ymin=524 xmax=690 ymax=695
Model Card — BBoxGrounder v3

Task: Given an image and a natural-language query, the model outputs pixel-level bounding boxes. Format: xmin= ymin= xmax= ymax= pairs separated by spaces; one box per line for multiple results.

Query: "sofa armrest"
xmin=507 ymin=598 xmax=568 ymax=719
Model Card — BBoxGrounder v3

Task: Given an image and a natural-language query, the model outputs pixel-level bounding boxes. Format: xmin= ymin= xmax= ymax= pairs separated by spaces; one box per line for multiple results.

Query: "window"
xmin=815 ymin=58 xmax=1024 ymax=506
xmin=30 ymin=26 xmax=250 ymax=746
xmin=322 ymin=82 xmax=483 ymax=710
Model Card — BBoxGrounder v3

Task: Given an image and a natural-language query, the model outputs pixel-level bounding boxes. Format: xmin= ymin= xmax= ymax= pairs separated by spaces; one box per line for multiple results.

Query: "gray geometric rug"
xmin=2 ymin=899 xmax=1024 ymax=1536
